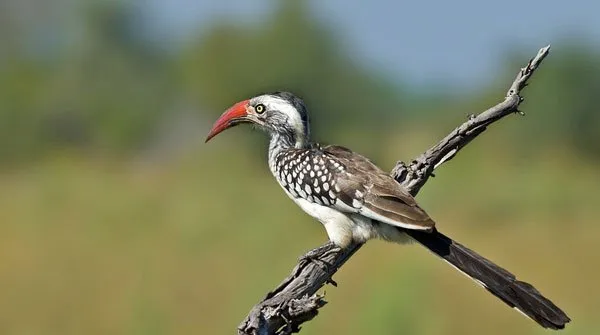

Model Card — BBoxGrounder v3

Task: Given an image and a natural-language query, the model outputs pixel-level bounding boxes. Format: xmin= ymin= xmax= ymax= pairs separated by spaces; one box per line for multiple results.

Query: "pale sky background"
xmin=140 ymin=0 xmax=599 ymax=89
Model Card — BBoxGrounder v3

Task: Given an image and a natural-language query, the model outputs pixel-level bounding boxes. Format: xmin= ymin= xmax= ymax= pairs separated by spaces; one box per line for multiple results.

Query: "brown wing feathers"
xmin=323 ymin=145 xmax=435 ymax=231
xmin=363 ymin=189 xmax=435 ymax=229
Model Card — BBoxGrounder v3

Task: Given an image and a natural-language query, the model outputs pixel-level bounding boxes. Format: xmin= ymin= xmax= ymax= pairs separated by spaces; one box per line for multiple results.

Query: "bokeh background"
xmin=1 ymin=0 xmax=599 ymax=334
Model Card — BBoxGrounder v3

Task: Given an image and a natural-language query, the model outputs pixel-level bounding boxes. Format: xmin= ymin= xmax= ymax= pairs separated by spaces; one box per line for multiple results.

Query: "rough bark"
xmin=238 ymin=45 xmax=551 ymax=335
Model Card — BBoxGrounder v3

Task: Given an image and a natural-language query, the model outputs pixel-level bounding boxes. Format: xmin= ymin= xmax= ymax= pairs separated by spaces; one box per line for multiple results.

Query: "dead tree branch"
xmin=392 ymin=45 xmax=550 ymax=191
xmin=238 ymin=45 xmax=551 ymax=335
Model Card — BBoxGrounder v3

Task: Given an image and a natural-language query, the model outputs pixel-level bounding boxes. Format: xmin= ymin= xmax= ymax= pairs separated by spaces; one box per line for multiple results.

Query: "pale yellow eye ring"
xmin=255 ymin=104 xmax=265 ymax=114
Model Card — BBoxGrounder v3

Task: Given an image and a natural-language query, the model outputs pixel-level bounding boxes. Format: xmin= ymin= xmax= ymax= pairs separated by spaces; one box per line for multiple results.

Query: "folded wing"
xmin=323 ymin=145 xmax=435 ymax=232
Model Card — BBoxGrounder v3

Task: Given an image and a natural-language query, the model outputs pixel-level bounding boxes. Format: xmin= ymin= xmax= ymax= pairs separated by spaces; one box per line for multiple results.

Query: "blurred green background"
xmin=1 ymin=0 xmax=599 ymax=334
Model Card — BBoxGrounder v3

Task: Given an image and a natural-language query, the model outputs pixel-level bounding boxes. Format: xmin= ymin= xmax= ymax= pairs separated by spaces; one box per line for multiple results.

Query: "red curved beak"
xmin=205 ymin=99 xmax=250 ymax=142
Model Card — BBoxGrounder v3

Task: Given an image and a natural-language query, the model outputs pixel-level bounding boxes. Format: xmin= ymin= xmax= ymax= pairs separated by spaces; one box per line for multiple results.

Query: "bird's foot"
xmin=298 ymin=242 xmax=342 ymax=274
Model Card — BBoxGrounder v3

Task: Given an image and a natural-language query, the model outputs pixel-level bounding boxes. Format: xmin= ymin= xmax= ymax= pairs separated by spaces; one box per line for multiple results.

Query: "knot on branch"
xmin=238 ymin=289 xmax=327 ymax=335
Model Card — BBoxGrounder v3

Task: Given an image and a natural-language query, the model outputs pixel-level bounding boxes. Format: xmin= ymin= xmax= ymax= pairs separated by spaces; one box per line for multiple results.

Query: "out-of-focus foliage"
xmin=2 ymin=1 xmax=599 ymax=162
xmin=0 ymin=1 xmax=175 ymax=162
xmin=523 ymin=45 xmax=600 ymax=157
xmin=0 ymin=1 xmax=598 ymax=335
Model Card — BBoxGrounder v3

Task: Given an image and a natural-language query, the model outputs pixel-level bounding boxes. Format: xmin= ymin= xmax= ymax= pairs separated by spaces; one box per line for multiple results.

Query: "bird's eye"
xmin=255 ymin=104 xmax=265 ymax=114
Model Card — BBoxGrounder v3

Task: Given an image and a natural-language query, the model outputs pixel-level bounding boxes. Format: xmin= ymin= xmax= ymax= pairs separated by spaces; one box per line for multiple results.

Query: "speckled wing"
xmin=322 ymin=145 xmax=435 ymax=231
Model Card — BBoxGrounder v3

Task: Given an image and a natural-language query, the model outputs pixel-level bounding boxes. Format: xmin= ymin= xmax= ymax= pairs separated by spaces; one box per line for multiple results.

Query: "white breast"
xmin=292 ymin=196 xmax=357 ymax=247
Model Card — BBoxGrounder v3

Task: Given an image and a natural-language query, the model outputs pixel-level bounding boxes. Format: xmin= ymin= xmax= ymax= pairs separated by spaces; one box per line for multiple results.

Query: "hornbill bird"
xmin=205 ymin=91 xmax=570 ymax=330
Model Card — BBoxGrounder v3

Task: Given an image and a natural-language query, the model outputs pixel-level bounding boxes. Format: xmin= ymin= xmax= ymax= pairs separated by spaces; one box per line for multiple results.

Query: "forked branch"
xmin=238 ymin=45 xmax=551 ymax=335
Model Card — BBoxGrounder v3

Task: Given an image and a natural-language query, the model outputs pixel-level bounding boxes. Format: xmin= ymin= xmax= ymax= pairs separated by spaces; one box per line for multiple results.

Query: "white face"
xmin=250 ymin=94 xmax=309 ymax=147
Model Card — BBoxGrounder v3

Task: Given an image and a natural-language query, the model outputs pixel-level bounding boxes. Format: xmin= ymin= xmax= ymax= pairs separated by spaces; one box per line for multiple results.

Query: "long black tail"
xmin=405 ymin=229 xmax=571 ymax=330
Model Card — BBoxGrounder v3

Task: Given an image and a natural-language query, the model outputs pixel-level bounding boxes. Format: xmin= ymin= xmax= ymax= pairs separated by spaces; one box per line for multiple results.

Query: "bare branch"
xmin=391 ymin=45 xmax=550 ymax=193
xmin=238 ymin=45 xmax=551 ymax=335
xmin=239 ymin=242 xmax=362 ymax=335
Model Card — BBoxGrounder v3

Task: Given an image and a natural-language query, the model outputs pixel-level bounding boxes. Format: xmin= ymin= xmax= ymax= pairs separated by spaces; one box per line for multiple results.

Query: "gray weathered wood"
xmin=392 ymin=45 xmax=550 ymax=192
xmin=238 ymin=45 xmax=551 ymax=335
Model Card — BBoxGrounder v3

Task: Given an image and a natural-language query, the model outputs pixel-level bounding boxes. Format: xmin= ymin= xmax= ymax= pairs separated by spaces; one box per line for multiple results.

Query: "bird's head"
xmin=205 ymin=92 xmax=310 ymax=148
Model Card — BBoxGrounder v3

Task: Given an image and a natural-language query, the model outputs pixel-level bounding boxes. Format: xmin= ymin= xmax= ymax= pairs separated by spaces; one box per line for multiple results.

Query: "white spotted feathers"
xmin=273 ymin=148 xmax=345 ymax=206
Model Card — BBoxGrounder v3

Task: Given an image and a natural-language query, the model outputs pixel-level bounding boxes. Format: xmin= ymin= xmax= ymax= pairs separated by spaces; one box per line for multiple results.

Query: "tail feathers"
xmin=405 ymin=229 xmax=571 ymax=330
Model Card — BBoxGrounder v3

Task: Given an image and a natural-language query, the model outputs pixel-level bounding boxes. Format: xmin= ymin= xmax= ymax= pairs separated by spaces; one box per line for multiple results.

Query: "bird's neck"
xmin=269 ymin=130 xmax=309 ymax=151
